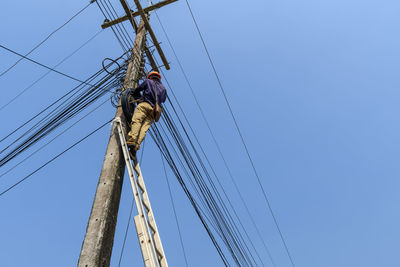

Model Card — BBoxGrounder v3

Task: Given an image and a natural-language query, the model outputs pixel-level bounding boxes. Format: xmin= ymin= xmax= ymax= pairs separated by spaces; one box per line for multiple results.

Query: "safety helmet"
xmin=147 ymin=71 xmax=162 ymax=80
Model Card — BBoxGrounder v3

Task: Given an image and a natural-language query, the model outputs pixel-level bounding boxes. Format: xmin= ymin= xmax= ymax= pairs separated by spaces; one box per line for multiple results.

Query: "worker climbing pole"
xmin=78 ymin=1 xmax=177 ymax=266
xmin=124 ymin=71 xmax=167 ymax=158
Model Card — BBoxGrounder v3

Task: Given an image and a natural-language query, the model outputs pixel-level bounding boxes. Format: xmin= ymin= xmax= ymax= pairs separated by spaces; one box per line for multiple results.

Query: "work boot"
xmin=129 ymin=147 xmax=136 ymax=159
xmin=126 ymin=138 xmax=137 ymax=149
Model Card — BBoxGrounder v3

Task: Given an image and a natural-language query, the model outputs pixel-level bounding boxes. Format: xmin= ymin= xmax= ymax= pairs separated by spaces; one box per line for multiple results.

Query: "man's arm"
xmin=134 ymin=79 xmax=148 ymax=93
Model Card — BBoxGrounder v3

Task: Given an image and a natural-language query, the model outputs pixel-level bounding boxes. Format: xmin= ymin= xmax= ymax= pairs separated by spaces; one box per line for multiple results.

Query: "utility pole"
xmin=78 ymin=1 xmax=177 ymax=266
xmin=78 ymin=19 xmax=147 ymax=267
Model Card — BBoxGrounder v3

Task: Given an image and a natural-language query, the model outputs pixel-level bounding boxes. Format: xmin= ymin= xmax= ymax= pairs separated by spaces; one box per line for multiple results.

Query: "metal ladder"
xmin=114 ymin=118 xmax=168 ymax=267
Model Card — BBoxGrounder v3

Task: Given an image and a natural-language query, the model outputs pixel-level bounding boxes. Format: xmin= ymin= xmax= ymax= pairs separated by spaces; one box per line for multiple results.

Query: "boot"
xmin=129 ymin=147 xmax=136 ymax=159
xmin=126 ymin=138 xmax=137 ymax=149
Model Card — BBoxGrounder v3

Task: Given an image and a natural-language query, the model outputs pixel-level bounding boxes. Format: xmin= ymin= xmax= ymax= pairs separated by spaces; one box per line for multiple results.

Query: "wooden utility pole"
xmin=78 ymin=19 xmax=147 ymax=267
xmin=78 ymin=0 xmax=177 ymax=266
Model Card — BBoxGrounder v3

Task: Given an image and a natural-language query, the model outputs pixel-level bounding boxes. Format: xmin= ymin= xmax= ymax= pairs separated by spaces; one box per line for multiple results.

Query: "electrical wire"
xmin=0 ymin=98 xmax=110 ymax=179
xmin=0 ymin=1 xmax=94 ymax=78
xmin=117 ymin=194 xmax=135 ymax=267
xmin=148 ymin=52 xmax=263 ymax=265
xmin=0 ymin=56 xmax=119 ymax=147
xmin=104 ymin=0 xmax=134 ymax=46
xmin=154 ymin=11 xmax=273 ymax=266
xmin=0 ymin=55 xmax=127 ymax=168
xmin=163 ymin=81 xmax=268 ymax=266
xmin=183 ymin=0 xmax=296 ymax=265
xmin=134 ymin=55 xmax=259 ymax=265
xmin=160 ymin=151 xmax=189 ymax=267
xmin=149 ymin=103 xmax=261 ymax=266
xmin=0 ymin=29 xmax=104 ymax=112
xmin=96 ymin=0 xmax=132 ymax=53
xmin=150 ymin=126 xmax=230 ymax=266
xmin=117 ymin=140 xmax=146 ymax=267
xmin=158 ymin=108 xmax=254 ymax=266
xmin=98 ymin=0 xmax=131 ymax=49
xmin=0 ymin=44 xmax=94 ymax=86
xmin=95 ymin=0 xmax=147 ymax=89
xmin=0 ymin=119 xmax=112 ymax=197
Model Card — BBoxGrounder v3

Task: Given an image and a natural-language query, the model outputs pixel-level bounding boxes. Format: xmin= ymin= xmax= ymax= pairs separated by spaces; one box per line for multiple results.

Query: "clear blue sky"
xmin=0 ymin=0 xmax=399 ymax=266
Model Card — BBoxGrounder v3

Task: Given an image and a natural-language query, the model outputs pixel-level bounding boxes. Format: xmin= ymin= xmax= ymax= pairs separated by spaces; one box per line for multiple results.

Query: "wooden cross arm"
xmin=101 ymin=0 xmax=178 ymax=29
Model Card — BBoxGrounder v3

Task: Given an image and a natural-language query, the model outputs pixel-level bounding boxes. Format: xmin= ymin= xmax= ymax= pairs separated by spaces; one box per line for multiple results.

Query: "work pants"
xmin=127 ymin=102 xmax=154 ymax=151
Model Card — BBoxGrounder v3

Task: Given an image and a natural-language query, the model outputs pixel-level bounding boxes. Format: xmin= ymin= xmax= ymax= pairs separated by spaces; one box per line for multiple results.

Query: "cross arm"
xmin=102 ymin=0 xmax=178 ymax=29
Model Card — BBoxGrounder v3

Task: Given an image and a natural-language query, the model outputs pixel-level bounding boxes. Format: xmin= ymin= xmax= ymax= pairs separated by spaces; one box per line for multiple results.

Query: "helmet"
xmin=147 ymin=71 xmax=162 ymax=80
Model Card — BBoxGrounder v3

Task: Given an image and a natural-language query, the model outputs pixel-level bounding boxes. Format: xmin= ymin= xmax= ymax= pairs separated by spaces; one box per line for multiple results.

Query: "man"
xmin=126 ymin=71 xmax=167 ymax=154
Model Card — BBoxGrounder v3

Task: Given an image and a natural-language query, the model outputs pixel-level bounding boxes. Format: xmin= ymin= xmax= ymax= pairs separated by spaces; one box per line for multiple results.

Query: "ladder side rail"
xmin=114 ymin=119 xmax=160 ymax=267
xmin=134 ymin=164 xmax=169 ymax=266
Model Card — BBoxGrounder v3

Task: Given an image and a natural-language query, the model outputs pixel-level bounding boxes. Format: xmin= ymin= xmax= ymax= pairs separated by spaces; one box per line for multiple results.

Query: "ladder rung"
xmin=142 ymin=200 xmax=151 ymax=212
xmin=153 ymin=235 xmax=166 ymax=259
xmin=137 ymin=182 xmax=145 ymax=192
xmin=155 ymin=246 xmax=163 ymax=257
xmin=142 ymin=191 xmax=151 ymax=208
xmin=137 ymin=178 xmax=145 ymax=192
xmin=148 ymin=220 xmax=156 ymax=233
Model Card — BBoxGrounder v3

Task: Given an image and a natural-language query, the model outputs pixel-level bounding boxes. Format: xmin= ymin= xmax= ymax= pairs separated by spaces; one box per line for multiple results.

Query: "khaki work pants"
xmin=127 ymin=102 xmax=154 ymax=151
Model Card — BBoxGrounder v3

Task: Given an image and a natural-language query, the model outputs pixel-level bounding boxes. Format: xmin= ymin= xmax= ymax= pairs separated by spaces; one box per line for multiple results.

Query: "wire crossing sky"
xmin=0 ymin=30 xmax=103 ymax=112
xmin=0 ymin=1 xmax=93 ymax=78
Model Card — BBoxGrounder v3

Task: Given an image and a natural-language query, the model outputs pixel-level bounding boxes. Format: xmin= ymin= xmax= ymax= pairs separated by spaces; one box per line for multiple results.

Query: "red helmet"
xmin=147 ymin=71 xmax=162 ymax=80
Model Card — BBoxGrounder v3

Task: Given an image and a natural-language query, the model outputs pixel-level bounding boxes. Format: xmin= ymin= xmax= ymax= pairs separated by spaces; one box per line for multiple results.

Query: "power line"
xmin=159 ymin=107 xmax=255 ymax=266
xmin=147 ymin=54 xmax=260 ymax=265
xmin=117 ymin=140 xmax=146 ymax=267
xmin=0 ymin=57 xmax=126 ymax=168
xmin=0 ymin=61 xmax=112 ymax=146
xmin=0 ymin=44 xmax=94 ymax=86
xmin=0 ymin=98 xmax=109 ymax=179
xmin=151 ymin=103 xmax=262 ymax=265
xmin=183 ymin=0 xmax=296 ymax=265
xmin=161 ymin=73 xmax=267 ymax=266
xmin=117 ymin=195 xmax=135 ymax=267
xmin=154 ymin=11 xmax=274 ymax=266
xmin=0 ymin=1 xmax=94 ymax=78
xmin=0 ymin=29 xmax=103 ymax=112
xmin=0 ymin=119 xmax=111 ymax=198
xmin=151 ymin=107 xmax=243 ymax=264
xmin=98 ymin=0 xmax=131 ymax=49
xmin=103 ymin=0 xmax=134 ymax=47
xmin=151 ymin=39 xmax=265 ymax=264
xmin=150 ymin=126 xmax=229 ymax=266
xmin=164 ymin=78 xmax=270 ymax=266
xmin=96 ymin=0 xmax=131 ymax=52
xmin=160 ymin=151 xmax=189 ymax=267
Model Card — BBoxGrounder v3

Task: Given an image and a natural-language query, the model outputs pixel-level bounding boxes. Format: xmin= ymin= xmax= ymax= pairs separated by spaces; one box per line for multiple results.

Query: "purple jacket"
xmin=135 ymin=78 xmax=167 ymax=107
